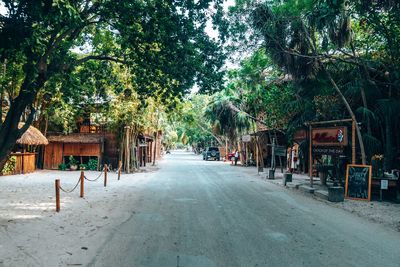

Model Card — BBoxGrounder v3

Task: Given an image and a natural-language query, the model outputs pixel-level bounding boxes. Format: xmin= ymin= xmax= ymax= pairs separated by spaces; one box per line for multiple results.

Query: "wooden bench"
xmin=372 ymin=174 xmax=400 ymax=202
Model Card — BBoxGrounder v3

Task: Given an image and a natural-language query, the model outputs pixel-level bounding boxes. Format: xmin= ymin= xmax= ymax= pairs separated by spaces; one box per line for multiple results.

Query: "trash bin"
xmin=283 ymin=173 xmax=292 ymax=186
xmin=268 ymin=169 xmax=275 ymax=180
xmin=328 ymin=186 xmax=344 ymax=202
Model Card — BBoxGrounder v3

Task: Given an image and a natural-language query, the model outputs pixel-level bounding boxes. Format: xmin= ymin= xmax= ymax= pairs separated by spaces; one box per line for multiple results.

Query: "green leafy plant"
xmin=58 ymin=163 xmax=68 ymax=171
xmin=1 ymin=156 xmax=17 ymax=175
xmin=79 ymin=163 xmax=87 ymax=170
xmin=68 ymin=156 xmax=79 ymax=167
xmin=88 ymin=159 xmax=98 ymax=171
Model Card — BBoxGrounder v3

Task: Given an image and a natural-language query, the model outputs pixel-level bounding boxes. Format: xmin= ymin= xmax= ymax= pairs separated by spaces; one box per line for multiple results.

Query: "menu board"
xmin=345 ymin=164 xmax=372 ymax=201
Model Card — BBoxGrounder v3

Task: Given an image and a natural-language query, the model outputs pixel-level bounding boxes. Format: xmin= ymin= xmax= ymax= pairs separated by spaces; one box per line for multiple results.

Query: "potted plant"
xmin=58 ymin=163 xmax=67 ymax=171
xmin=68 ymin=156 xmax=79 ymax=171
xmin=88 ymin=159 xmax=98 ymax=171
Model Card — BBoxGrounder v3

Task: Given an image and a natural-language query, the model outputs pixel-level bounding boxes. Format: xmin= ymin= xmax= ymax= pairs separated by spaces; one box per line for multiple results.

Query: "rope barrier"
xmin=84 ymin=174 xmax=103 ymax=182
xmin=84 ymin=172 xmax=103 ymax=182
xmin=84 ymin=167 xmax=104 ymax=182
xmin=55 ymin=165 xmax=111 ymax=212
xmin=59 ymin=177 xmax=81 ymax=193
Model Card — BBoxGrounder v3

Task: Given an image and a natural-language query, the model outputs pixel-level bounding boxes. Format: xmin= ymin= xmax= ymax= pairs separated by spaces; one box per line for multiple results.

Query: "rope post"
xmin=55 ymin=179 xmax=60 ymax=212
xmin=80 ymin=171 xmax=84 ymax=198
xmin=104 ymin=164 xmax=108 ymax=187
xmin=118 ymin=161 xmax=122 ymax=181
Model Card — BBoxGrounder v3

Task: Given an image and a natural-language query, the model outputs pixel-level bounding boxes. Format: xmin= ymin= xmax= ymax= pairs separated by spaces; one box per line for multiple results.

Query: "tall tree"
xmin=0 ymin=0 xmax=227 ymax=170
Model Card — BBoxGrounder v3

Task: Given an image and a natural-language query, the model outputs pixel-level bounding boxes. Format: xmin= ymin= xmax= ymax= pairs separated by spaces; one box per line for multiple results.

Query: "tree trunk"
xmin=0 ymin=91 xmax=3 ymax=128
xmin=349 ymin=41 xmax=374 ymax=136
xmin=152 ymin=131 xmax=158 ymax=166
xmin=0 ymin=58 xmax=47 ymax=171
xmin=384 ymin=116 xmax=393 ymax=171
xmin=131 ymin=128 xmax=138 ymax=170
xmin=0 ymin=91 xmax=38 ymax=171
xmin=257 ymin=140 xmax=264 ymax=168
xmin=322 ymin=65 xmax=366 ymax=164
xmin=360 ymin=87 xmax=372 ymax=136
xmin=197 ymin=122 xmax=224 ymax=146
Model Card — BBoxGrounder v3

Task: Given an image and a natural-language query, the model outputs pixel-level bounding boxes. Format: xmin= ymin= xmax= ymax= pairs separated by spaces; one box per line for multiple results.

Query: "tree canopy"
xmin=0 ymin=0 xmax=228 ymax=169
xmin=2 ymin=0 xmax=400 ymax=171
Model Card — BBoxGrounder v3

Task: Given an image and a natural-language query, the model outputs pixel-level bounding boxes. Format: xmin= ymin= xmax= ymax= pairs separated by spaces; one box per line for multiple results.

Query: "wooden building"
xmin=137 ymin=134 xmax=153 ymax=167
xmin=2 ymin=123 xmax=48 ymax=175
xmin=136 ymin=131 xmax=163 ymax=167
xmin=44 ymin=134 xmax=104 ymax=169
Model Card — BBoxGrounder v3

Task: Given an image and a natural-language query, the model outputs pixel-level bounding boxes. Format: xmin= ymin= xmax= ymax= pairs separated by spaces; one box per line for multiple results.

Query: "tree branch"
xmin=18 ymin=106 xmax=36 ymax=137
xmin=196 ymin=122 xmax=224 ymax=146
xmin=66 ymin=55 xmax=127 ymax=70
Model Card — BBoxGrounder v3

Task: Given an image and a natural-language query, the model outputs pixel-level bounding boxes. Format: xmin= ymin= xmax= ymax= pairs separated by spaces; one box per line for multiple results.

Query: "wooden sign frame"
xmin=345 ymin=164 xmax=372 ymax=201
xmin=312 ymin=126 xmax=348 ymax=146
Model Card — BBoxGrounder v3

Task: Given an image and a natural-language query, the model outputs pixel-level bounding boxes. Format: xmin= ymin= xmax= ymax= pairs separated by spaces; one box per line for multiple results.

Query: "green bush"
xmin=2 ymin=156 xmax=17 ymax=175
xmin=88 ymin=159 xmax=98 ymax=171
xmin=68 ymin=155 xmax=78 ymax=167
xmin=79 ymin=163 xmax=87 ymax=170
xmin=58 ymin=163 xmax=67 ymax=171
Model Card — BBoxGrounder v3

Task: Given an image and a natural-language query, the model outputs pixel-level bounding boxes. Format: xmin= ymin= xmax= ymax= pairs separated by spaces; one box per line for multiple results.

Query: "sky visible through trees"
xmin=1 ymin=0 xmax=400 ymax=173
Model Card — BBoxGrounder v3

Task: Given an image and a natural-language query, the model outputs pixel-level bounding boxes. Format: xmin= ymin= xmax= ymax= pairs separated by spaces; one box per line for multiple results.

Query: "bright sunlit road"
xmin=87 ymin=151 xmax=400 ymax=267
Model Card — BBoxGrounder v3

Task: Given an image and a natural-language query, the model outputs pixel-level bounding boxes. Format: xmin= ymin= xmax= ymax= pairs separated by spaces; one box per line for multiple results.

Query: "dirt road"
xmin=1 ymin=151 xmax=399 ymax=266
xmin=89 ymin=151 xmax=400 ymax=267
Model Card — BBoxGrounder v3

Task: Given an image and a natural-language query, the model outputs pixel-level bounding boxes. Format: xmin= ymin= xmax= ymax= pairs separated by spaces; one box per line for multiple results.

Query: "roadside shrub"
xmin=58 ymin=163 xmax=67 ymax=171
xmin=1 ymin=156 xmax=17 ymax=175
xmin=88 ymin=159 xmax=98 ymax=171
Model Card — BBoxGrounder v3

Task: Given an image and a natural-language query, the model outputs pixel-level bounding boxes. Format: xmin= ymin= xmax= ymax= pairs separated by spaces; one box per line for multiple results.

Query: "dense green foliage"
xmin=173 ymin=94 xmax=219 ymax=150
xmin=0 ymin=0 xmax=228 ymax=169
xmin=2 ymin=0 xmax=400 ymax=172
xmin=1 ymin=155 xmax=16 ymax=174
xmin=88 ymin=158 xmax=98 ymax=171
xmin=182 ymin=0 xmax=400 ymax=169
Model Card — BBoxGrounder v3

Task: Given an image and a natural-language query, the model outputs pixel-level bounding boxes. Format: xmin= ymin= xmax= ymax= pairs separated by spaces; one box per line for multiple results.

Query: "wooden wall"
xmin=44 ymin=142 xmax=101 ymax=169
xmin=10 ymin=153 xmax=36 ymax=174
xmin=103 ymin=133 xmax=118 ymax=167
xmin=44 ymin=143 xmax=63 ymax=169
xmin=63 ymin=143 xmax=100 ymax=156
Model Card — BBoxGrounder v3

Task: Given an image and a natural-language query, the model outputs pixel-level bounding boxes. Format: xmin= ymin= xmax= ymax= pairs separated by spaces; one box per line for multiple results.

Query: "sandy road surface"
xmin=1 ymin=151 xmax=400 ymax=267
xmin=88 ymin=152 xmax=400 ymax=267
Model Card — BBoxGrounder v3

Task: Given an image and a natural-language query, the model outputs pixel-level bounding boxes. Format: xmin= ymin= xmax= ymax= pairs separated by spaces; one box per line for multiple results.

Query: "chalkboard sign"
xmin=345 ymin=164 xmax=372 ymax=201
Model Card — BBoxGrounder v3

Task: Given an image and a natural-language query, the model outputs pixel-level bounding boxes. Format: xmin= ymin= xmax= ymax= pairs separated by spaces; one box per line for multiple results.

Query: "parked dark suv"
xmin=203 ymin=147 xmax=220 ymax=161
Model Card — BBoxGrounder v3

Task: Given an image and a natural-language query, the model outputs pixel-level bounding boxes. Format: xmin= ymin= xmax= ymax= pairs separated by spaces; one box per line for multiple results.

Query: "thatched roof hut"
xmin=47 ymin=133 xmax=104 ymax=144
xmin=16 ymin=123 xmax=49 ymax=146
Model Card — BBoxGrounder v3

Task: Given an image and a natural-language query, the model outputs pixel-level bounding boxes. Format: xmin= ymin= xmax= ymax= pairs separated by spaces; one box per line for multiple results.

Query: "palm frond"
xmin=362 ymin=133 xmax=382 ymax=159
xmin=355 ymin=106 xmax=377 ymax=124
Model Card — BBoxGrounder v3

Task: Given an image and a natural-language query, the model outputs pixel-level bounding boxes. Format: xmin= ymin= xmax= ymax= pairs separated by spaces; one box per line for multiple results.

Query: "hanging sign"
xmin=345 ymin=164 xmax=372 ymax=201
xmin=381 ymin=180 xmax=389 ymax=190
xmin=293 ymin=129 xmax=307 ymax=142
xmin=312 ymin=127 xmax=348 ymax=146
xmin=242 ymin=135 xmax=251 ymax=142
xmin=312 ymin=147 xmax=345 ymax=155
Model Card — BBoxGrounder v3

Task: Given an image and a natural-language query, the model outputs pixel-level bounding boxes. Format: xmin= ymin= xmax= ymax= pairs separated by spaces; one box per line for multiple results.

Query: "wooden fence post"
xmin=104 ymin=164 xmax=108 ymax=187
xmin=80 ymin=171 xmax=84 ymax=198
xmin=118 ymin=161 xmax=122 ymax=180
xmin=55 ymin=179 xmax=60 ymax=212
